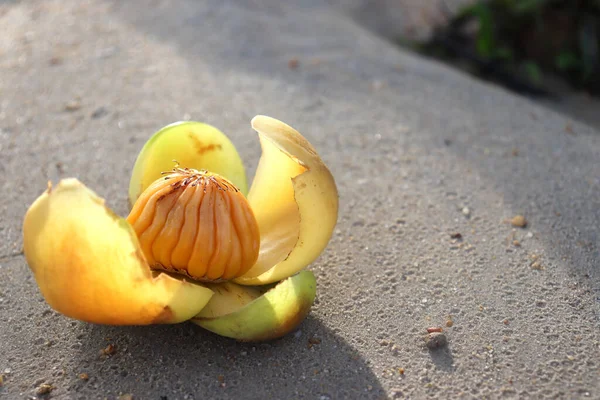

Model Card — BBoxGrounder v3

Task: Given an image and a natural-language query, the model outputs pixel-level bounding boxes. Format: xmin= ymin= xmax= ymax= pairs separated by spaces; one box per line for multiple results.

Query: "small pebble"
xmin=510 ymin=215 xmax=527 ymax=228
xmin=64 ymin=99 xmax=81 ymax=112
xmin=288 ymin=58 xmax=299 ymax=69
xmin=531 ymin=261 xmax=544 ymax=270
xmin=37 ymin=383 xmax=55 ymax=395
xmin=90 ymin=107 xmax=108 ymax=119
xmin=308 ymin=337 xmax=321 ymax=345
xmin=424 ymin=332 xmax=447 ymax=349
xmin=462 ymin=207 xmax=471 ymax=216
xmin=371 ymin=80 xmax=384 ymax=90
xmin=100 ymin=343 xmax=115 ymax=356
xmin=49 ymin=56 xmax=63 ymax=65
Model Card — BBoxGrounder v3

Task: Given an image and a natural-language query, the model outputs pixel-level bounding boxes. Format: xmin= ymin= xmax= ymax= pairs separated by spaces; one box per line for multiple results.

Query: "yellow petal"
xmin=128 ymin=121 xmax=248 ymax=206
xmin=235 ymin=116 xmax=339 ymax=285
xmin=192 ymin=271 xmax=316 ymax=341
xmin=23 ymin=179 xmax=214 ymax=325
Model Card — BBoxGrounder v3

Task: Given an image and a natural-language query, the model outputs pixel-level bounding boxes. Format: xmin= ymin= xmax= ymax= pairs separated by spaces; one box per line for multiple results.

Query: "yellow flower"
xmin=22 ymin=116 xmax=338 ymax=341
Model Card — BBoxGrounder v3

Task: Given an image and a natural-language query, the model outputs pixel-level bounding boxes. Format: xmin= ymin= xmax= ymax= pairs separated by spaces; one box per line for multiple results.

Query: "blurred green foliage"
xmin=453 ymin=0 xmax=600 ymax=93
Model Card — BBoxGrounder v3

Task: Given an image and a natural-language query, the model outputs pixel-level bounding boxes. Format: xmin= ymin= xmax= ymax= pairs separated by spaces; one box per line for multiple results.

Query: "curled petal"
xmin=128 ymin=121 xmax=248 ymax=206
xmin=23 ymin=179 xmax=213 ymax=325
xmin=192 ymin=271 xmax=316 ymax=341
xmin=235 ymin=116 xmax=339 ymax=285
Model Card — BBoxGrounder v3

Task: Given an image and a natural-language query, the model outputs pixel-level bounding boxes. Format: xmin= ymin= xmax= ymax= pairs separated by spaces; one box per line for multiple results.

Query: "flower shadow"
xmin=70 ymin=316 xmax=384 ymax=399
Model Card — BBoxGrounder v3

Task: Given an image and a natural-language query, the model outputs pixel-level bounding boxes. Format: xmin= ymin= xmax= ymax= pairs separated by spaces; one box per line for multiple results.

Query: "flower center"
xmin=127 ymin=167 xmax=260 ymax=282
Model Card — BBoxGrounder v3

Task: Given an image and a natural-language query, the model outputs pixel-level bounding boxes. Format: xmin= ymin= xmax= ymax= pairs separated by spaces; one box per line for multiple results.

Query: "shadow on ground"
xmin=66 ymin=316 xmax=383 ymax=399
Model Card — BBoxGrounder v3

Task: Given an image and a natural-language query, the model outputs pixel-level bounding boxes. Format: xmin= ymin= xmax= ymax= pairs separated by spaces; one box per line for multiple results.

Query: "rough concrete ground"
xmin=1 ymin=0 xmax=599 ymax=399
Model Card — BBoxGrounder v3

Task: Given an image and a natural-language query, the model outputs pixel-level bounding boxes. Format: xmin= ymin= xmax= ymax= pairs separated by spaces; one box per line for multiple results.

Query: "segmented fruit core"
xmin=127 ymin=167 xmax=260 ymax=282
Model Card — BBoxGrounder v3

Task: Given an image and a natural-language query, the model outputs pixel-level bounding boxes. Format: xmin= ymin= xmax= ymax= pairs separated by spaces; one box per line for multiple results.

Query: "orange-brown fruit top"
xmin=127 ymin=167 xmax=260 ymax=282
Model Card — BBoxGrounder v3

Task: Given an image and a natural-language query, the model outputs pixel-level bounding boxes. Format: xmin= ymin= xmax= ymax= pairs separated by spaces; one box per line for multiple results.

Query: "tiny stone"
xmin=531 ymin=261 xmax=544 ymax=270
xmin=37 ymin=383 xmax=55 ymax=395
xmin=446 ymin=319 xmax=453 ymax=328
xmin=462 ymin=207 xmax=470 ymax=216
xmin=78 ymin=373 xmax=89 ymax=380
xmin=308 ymin=337 xmax=321 ymax=345
xmin=424 ymin=332 xmax=447 ymax=349
xmin=371 ymin=80 xmax=384 ymax=90
xmin=288 ymin=58 xmax=299 ymax=69
xmin=510 ymin=215 xmax=527 ymax=228
xmin=49 ymin=56 xmax=63 ymax=65
xmin=118 ymin=395 xmax=134 ymax=400
xmin=100 ymin=343 xmax=115 ymax=356
xmin=64 ymin=99 xmax=81 ymax=112
xmin=90 ymin=107 xmax=108 ymax=119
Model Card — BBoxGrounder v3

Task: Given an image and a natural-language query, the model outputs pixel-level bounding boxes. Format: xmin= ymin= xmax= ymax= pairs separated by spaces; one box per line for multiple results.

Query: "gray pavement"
xmin=1 ymin=1 xmax=599 ymax=399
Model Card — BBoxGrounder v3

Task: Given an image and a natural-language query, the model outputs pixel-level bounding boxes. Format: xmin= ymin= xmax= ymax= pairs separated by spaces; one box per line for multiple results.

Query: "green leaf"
xmin=514 ymin=0 xmax=548 ymax=14
xmin=470 ymin=3 xmax=495 ymax=58
xmin=555 ymin=52 xmax=581 ymax=71
xmin=523 ymin=61 xmax=543 ymax=85
xmin=493 ymin=46 xmax=514 ymax=61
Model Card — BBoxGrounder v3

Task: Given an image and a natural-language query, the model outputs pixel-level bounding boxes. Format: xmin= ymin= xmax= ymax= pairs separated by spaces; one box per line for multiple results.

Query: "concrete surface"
xmin=1 ymin=0 xmax=599 ymax=399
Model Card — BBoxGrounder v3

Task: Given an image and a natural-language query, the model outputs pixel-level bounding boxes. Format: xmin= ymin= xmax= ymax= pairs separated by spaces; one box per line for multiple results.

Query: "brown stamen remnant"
xmin=127 ymin=167 xmax=260 ymax=282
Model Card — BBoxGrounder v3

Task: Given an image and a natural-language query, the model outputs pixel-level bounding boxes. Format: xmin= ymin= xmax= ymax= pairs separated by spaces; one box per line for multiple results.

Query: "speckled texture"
xmin=1 ymin=1 xmax=599 ymax=399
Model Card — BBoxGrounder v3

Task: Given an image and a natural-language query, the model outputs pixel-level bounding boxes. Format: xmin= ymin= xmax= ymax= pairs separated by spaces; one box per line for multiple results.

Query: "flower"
xmin=22 ymin=115 xmax=338 ymax=341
